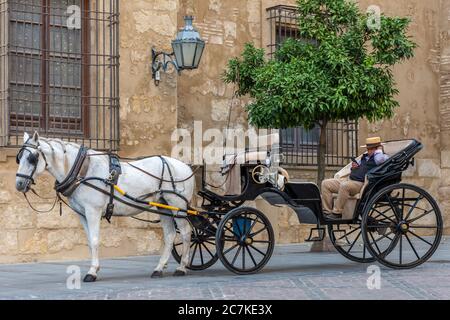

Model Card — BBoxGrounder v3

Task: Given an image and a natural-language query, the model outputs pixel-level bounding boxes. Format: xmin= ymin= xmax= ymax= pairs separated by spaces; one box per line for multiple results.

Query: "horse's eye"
xmin=27 ymin=154 xmax=38 ymax=165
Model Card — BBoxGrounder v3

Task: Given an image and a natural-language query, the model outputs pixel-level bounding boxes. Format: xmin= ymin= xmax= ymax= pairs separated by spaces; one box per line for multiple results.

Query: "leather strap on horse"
xmin=54 ymin=146 xmax=90 ymax=197
xmin=104 ymin=154 xmax=122 ymax=223
xmin=126 ymin=161 xmax=199 ymax=184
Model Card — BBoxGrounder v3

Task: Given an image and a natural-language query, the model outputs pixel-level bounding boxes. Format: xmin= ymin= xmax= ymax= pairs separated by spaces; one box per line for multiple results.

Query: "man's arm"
xmin=374 ymin=149 xmax=389 ymax=165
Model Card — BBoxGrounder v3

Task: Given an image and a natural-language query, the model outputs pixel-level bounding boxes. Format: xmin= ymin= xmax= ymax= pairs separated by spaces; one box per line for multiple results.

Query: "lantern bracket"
xmin=151 ymin=48 xmax=180 ymax=86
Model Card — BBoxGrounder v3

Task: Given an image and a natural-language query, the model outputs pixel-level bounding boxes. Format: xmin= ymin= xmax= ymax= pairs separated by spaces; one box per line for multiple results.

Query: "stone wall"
xmin=0 ymin=0 xmax=181 ymax=263
xmin=0 ymin=0 xmax=449 ymax=263
xmin=357 ymin=0 xmax=449 ymax=233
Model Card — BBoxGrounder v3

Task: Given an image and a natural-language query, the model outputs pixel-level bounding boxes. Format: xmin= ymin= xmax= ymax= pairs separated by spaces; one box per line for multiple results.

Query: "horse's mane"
xmin=39 ymin=137 xmax=83 ymax=153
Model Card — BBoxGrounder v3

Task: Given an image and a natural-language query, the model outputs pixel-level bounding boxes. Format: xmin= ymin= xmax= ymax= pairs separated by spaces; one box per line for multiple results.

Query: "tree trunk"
xmin=317 ymin=120 xmax=328 ymax=188
xmin=310 ymin=120 xmax=333 ymax=253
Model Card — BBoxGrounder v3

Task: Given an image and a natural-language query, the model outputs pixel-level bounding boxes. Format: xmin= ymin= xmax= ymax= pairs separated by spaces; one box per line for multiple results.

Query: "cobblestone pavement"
xmin=1 ymin=239 xmax=450 ymax=300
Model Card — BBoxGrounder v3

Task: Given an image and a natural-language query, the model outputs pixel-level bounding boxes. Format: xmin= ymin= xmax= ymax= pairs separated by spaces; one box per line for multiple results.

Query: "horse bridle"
xmin=15 ymin=139 xmax=48 ymax=189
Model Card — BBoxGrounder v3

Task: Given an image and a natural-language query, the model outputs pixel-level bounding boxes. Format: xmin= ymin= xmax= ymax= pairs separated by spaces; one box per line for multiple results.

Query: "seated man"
xmin=322 ymin=137 xmax=390 ymax=220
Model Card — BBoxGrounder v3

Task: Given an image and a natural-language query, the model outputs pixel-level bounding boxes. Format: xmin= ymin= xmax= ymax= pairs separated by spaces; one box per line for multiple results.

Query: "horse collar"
xmin=54 ymin=146 xmax=90 ymax=197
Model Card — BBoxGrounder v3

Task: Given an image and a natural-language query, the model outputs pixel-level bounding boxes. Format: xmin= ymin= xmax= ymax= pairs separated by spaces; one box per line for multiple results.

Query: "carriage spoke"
xmin=252 ymin=240 xmax=270 ymax=244
xmin=346 ymin=231 xmax=361 ymax=253
xmin=223 ymin=243 xmax=239 ymax=255
xmin=386 ymin=195 xmax=402 ymax=221
xmin=202 ymin=243 xmax=215 ymax=258
xmin=372 ymin=206 xmax=394 ymax=221
xmin=371 ymin=207 xmax=397 ymax=224
xmin=205 ymin=240 xmax=217 ymax=246
xmin=399 ymin=234 xmax=403 ymax=264
xmin=250 ymin=226 xmax=268 ymax=238
xmin=381 ymin=233 xmax=401 ymax=259
xmin=403 ymin=195 xmax=424 ymax=221
xmin=407 ymin=209 xmax=434 ymax=224
xmin=336 ymin=226 xmax=359 ymax=241
xmin=373 ymin=217 xmax=395 ymax=224
xmin=190 ymin=243 xmax=198 ymax=265
xmin=246 ymin=246 xmax=257 ymax=267
xmin=373 ymin=231 xmax=394 ymax=243
xmin=223 ymin=225 xmax=240 ymax=239
xmin=409 ymin=225 xmax=438 ymax=229
xmin=231 ymin=245 xmax=242 ymax=265
xmin=199 ymin=243 xmax=205 ymax=265
xmin=401 ymin=188 xmax=405 ymax=220
xmin=249 ymin=244 xmax=266 ymax=256
xmin=366 ymin=224 xmax=391 ymax=229
xmin=405 ymin=233 xmax=421 ymax=260
xmin=368 ymin=230 xmax=383 ymax=255
xmin=242 ymin=245 xmax=246 ymax=269
xmin=244 ymin=217 xmax=259 ymax=238
xmin=407 ymin=230 xmax=433 ymax=246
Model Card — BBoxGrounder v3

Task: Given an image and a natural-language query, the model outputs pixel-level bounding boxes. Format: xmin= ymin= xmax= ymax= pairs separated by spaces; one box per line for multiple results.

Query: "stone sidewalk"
xmin=1 ymin=239 xmax=450 ymax=300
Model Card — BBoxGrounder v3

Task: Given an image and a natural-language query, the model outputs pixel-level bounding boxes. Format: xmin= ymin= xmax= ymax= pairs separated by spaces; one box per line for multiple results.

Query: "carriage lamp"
xmin=151 ymin=16 xmax=205 ymax=86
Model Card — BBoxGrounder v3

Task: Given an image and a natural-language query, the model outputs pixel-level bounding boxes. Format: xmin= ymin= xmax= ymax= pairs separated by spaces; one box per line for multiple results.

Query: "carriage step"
xmin=305 ymin=227 xmax=325 ymax=242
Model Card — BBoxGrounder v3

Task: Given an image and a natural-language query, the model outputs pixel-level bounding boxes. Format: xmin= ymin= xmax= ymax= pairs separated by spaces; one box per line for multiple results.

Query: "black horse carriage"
xmin=172 ymin=138 xmax=443 ymax=274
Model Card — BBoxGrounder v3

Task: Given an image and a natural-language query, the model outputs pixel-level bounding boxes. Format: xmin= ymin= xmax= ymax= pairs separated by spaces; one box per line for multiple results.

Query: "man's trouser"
xmin=321 ymin=178 xmax=364 ymax=214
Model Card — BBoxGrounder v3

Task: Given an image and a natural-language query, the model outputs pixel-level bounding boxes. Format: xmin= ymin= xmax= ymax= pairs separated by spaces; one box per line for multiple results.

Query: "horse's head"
xmin=15 ymin=132 xmax=48 ymax=193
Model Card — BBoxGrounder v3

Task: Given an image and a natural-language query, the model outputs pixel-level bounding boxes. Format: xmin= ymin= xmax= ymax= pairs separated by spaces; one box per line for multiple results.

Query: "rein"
xmin=22 ymin=189 xmax=60 ymax=214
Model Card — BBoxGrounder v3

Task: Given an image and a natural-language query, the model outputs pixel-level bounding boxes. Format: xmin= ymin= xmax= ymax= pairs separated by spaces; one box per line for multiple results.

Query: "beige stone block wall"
xmin=0 ymin=0 xmax=174 ymax=264
xmin=0 ymin=164 xmax=164 ymax=264
xmin=0 ymin=0 xmax=449 ymax=263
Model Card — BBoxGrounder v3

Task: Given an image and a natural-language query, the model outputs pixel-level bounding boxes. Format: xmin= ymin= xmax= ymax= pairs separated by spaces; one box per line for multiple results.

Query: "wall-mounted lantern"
xmin=151 ymin=16 xmax=205 ymax=86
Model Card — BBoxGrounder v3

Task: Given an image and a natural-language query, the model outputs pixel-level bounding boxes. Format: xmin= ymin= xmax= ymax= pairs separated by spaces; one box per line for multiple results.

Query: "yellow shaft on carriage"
xmin=113 ymin=185 xmax=199 ymax=216
xmin=148 ymin=202 xmax=199 ymax=216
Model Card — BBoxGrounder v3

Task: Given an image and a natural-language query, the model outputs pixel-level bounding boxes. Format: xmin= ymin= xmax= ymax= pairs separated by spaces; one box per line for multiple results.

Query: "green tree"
xmin=223 ymin=0 xmax=416 ymax=184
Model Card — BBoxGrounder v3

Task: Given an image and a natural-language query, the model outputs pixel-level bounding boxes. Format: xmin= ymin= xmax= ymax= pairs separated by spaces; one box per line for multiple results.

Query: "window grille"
xmin=267 ymin=5 xmax=358 ymax=168
xmin=0 ymin=0 xmax=119 ymax=150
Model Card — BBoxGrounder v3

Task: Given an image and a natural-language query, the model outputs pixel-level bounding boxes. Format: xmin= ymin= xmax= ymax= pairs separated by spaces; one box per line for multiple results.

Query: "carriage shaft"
xmin=112 ymin=185 xmax=199 ymax=216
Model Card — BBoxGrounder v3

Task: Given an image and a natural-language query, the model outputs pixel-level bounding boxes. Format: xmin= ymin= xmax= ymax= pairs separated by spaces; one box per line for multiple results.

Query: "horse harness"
xmin=17 ymin=142 xmax=191 ymax=223
xmin=54 ymin=146 xmax=90 ymax=197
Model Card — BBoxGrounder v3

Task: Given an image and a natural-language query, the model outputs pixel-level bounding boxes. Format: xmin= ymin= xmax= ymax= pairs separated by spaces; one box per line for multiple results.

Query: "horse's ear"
xmin=32 ymin=131 xmax=39 ymax=143
xmin=23 ymin=132 xmax=30 ymax=143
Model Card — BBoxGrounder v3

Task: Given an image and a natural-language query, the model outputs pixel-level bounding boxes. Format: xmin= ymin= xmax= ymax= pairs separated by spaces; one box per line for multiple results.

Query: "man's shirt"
xmin=350 ymin=149 xmax=390 ymax=182
xmin=356 ymin=149 xmax=390 ymax=166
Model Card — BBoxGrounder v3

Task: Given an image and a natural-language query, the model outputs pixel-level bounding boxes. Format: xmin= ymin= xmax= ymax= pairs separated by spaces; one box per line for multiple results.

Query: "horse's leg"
xmin=83 ymin=207 xmax=102 ymax=282
xmin=174 ymin=218 xmax=191 ymax=276
xmin=151 ymin=215 xmax=176 ymax=278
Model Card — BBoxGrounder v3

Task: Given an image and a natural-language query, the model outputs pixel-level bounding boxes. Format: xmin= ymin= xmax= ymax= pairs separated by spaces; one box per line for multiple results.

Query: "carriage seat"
xmin=224 ymin=133 xmax=280 ymax=195
xmin=331 ymin=139 xmax=416 ymax=219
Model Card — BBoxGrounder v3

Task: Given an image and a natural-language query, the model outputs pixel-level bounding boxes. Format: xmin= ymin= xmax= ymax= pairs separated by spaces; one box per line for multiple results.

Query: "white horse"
xmin=15 ymin=132 xmax=194 ymax=282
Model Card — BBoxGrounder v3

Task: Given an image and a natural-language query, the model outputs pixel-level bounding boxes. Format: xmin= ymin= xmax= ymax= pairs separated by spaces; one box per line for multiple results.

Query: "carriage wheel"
xmin=328 ymin=222 xmax=376 ymax=263
xmin=216 ymin=207 xmax=275 ymax=275
xmin=172 ymin=217 xmax=220 ymax=271
xmin=361 ymin=183 xmax=442 ymax=269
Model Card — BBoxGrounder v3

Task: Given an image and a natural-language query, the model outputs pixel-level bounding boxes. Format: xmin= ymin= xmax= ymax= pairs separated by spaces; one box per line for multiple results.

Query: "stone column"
xmin=438 ymin=0 xmax=450 ymax=233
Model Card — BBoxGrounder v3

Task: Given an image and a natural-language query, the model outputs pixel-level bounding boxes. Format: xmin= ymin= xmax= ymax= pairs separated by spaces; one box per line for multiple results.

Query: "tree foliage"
xmin=223 ymin=0 xmax=416 ymax=130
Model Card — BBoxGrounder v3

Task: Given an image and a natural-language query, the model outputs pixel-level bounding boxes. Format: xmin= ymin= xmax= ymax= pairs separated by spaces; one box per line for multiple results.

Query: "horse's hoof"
xmin=151 ymin=271 xmax=163 ymax=278
xmin=173 ymin=270 xmax=186 ymax=277
xmin=83 ymin=274 xmax=97 ymax=282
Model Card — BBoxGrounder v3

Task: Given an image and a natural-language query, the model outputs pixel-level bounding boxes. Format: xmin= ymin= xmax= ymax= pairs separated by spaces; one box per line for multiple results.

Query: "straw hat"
xmin=360 ymin=136 xmax=384 ymax=149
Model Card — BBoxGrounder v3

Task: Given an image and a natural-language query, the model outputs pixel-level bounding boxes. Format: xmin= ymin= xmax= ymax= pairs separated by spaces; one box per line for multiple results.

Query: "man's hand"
xmin=351 ymin=162 xmax=360 ymax=169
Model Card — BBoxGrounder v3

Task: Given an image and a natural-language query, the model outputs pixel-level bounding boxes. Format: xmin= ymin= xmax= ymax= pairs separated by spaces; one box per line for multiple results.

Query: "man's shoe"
xmin=324 ymin=212 xmax=343 ymax=220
